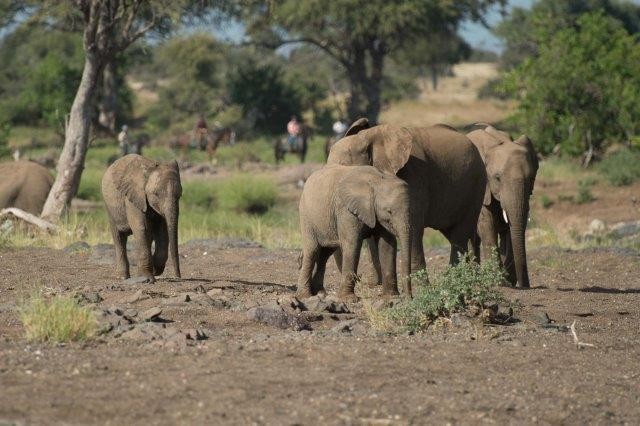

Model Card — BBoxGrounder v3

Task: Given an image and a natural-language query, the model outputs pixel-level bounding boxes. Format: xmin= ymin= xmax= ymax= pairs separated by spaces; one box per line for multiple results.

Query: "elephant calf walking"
xmin=298 ymin=165 xmax=412 ymax=301
xmin=102 ymin=154 xmax=182 ymax=282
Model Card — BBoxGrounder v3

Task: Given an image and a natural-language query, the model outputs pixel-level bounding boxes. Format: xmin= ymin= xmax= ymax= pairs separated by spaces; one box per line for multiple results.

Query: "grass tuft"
xmin=598 ymin=149 xmax=640 ymax=186
xmin=367 ymin=254 xmax=505 ymax=334
xmin=217 ymin=175 xmax=277 ymax=214
xmin=20 ymin=293 xmax=98 ymax=343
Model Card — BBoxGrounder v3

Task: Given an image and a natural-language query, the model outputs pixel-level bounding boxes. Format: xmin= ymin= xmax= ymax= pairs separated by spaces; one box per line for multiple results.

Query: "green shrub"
xmin=20 ymin=294 xmax=97 ymax=343
xmin=77 ymin=168 xmax=104 ymax=202
xmin=540 ymin=194 xmax=554 ymax=209
xmin=598 ymin=149 xmax=640 ymax=186
xmin=374 ymin=255 xmax=506 ymax=333
xmin=181 ymin=180 xmax=218 ymax=209
xmin=217 ymin=175 xmax=277 ymax=214
xmin=575 ymin=180 xmax=595 ymax=204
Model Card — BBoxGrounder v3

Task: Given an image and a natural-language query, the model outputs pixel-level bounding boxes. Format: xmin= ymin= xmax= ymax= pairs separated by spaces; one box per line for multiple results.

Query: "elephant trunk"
xmin=503 ymin=187 xmax=530 ymax=288
xmin=166 ymin=205 xmax=181 ymax=278
xmin=394 ymin=218 xmax=412 ymax=297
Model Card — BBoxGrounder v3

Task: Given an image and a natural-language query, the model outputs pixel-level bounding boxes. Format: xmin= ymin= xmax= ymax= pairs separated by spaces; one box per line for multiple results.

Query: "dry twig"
xmin=570 ymin=320 xmax=596 ymax=349
xmin=0 ymin=208 xmax=58 ymax=232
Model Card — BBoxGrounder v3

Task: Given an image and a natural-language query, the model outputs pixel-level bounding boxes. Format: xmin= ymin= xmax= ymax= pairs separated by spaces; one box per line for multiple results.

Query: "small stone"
xmin=123 ymin=308 xmax=138 ymax=319
xmin=125 ymin=276 xmax=154 ymax=285
xmin=141 ymin=307 xmax=162 ymax=322
xmin=124 ymin=289 xmax=149 ymax=304
xmin=74 ymin=291 xmax=103 ymax=305
xmin=533 ymin=312 xmax=551 ymax=325
xmin=64 ymin=241 xmax=91 ymax=254
xmin=206 ymin=288 xmax=223 ymax=297
xmin=331 ymin=319 xmax=360 ymax=334
xmin=246 ymin=304 xmax=310 ymax=331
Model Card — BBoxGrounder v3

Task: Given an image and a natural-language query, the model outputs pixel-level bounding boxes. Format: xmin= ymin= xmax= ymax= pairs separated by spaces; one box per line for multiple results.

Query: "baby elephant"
xmin=298 ymin=165 xmax=412 ymax=301
xmin=102 ymin=154 xmax=182 ymax=282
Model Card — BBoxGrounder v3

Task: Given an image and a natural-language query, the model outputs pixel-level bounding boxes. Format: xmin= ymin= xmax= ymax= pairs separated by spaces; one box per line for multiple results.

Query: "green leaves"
xmin=504 ymin=11 xmax=640 ymax=157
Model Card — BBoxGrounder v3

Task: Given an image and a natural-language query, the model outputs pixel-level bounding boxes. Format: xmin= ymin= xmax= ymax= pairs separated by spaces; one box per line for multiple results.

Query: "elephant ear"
xmin=483 ymin=125 xmax=512 ymax=144
xmin=336 ymin=181 xmax=376 ymax=229
xmin=467 ymin=129 xmax=503 ymax=165
xmin=114 ymin=159 xmax=157 ymax=212
xmin=364 ymin=125 xmax=413 ymax=175
xmin=514 ymin=134 xmax=539 ymax=171
xmin=344 ymin=118 xmax=370 ymax=137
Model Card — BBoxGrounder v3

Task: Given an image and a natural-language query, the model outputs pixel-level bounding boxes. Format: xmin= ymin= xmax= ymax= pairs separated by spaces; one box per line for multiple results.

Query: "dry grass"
xmin=380 ymin=63 xmax=515 ymax=127
xmin=20 ymin=293 xmax=98 ymax=343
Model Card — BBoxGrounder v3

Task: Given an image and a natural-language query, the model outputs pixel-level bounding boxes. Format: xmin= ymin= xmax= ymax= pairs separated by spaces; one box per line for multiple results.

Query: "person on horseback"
xmin=194 ymin=114 xmax=208 ymax=149
xmin=117 ymin=125 xmax=130 ymax=157
xmin=287 ymin=115 xmax=301 ymax=151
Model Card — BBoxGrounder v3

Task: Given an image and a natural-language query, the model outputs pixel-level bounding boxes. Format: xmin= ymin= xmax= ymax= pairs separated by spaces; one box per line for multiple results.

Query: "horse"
xmin=274 ymin=127 xmax=309 ymax=164
xmin=170 ymin=127 xmax=236 ymax=162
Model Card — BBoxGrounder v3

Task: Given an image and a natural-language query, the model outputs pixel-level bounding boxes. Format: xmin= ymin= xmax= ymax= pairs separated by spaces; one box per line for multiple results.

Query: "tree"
xmin=246 ymin=0 xmax=505 ymax=123
xmin=494 ymin=0 xmax=640 ymax=70
xmin=23 ymin=0 xmax=223 ymax=221
xmin=503 ymin=12 xmax=640 ymax=161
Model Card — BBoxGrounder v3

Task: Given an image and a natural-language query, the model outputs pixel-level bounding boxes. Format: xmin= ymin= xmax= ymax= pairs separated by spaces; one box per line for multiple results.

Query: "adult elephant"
xmin=327 ymin=118 xmax=486 ymax=287
xmin=0 ymin=160 xmax=54 ymax=215
xmin=466 ymin=125 xmax=538 ymax=288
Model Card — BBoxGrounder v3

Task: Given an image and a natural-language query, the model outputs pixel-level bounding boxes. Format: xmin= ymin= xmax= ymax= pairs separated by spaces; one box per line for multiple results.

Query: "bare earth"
xmin=1 ymin=239 xmax=639 ymax=425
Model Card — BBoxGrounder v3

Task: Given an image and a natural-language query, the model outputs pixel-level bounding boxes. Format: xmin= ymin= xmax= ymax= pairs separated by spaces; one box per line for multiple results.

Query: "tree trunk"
xmin=345 ymin=45 xmax=384 ymax=125
xmin=40 ymin=56 xmax=102 ymax=221
xmin=98 ymin=60 xmax=117 ymax=133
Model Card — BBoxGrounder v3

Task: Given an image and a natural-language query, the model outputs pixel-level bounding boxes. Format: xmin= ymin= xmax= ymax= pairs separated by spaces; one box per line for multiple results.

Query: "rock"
xmin=125 ymin=276 xmax=154 ymax=285
xmin=331 ymin=319 xmax=361 ymax=334
xmin=449 ymin=313 xmax=474 ymax=328
xmin=301 ymin=295 xmax=350 ymax=314
xmin=588 ymin=219 xmax=607 ymax=234
xmin=278 ymin=296 xmax=305 ymax=313
xmin=246 ymin=303 xmax=310 ymax=331
xmin=124 ymin=289 xmax=149 ymax=304
xmin=74 ymin=291 xmax=103 ymax=305
xmin=181 ymin=328 xmax=208 ymax=340
xmin=609 ymin=220 xmax=640 ymax=239
xmin=533 ymin=311 xmax=551 ymax=325
xmin=141 ymin=307 xmax=163 ymax=322
xmin=207 ymin=288 xmax=223 ymax=297
xmin=323 ymin=297 xmax=351 ymax=314
xmin=64 ymin=241 xmax=91 ymax=254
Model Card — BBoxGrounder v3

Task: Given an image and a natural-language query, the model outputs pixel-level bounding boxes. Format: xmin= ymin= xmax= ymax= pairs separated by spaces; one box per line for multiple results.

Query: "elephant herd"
xmin=0 ymin=119 xmax=538 ymax=301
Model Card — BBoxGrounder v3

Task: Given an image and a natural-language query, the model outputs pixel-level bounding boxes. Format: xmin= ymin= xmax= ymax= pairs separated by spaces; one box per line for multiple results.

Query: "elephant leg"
xmin=379 ymin=230 xmax=399 ymax=296
xmin=367 ymin=236 xmax=383 ymax=286
xmin=338 ymin=237 xmax=363 ymax=302
xmin=499 ymin=229 xmax=517 ymax=285
xmin=111 ymin=225 xmax=130 ymax=279
xmin=411 ymin=218 xmax=427 ymax=275
xmin=130 ymin=216 xmax=155 ymax=282
xmin=297 ymin=242 xmax=319 ymax=298
xmin=152 ymin=219 xmax=168 ymax=277
xmin=333 ymin=247 xmax=343 ymax=273
xmin=446 ymin=225 xmax=473 ymax=265
xmin=477 ymin=207 xmax=499 ymax=263
xmin=310 ymin=248 xmax=333 ymax=296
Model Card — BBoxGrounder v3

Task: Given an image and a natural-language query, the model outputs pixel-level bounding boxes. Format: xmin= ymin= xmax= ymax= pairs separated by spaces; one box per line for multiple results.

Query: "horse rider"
xmin=117 ymin=125 xmax=130 ymax=157
xmin=287 ymin=115 xmax=301 ymax=151
xmin=193 ymin=114 xmax=209 ymax=149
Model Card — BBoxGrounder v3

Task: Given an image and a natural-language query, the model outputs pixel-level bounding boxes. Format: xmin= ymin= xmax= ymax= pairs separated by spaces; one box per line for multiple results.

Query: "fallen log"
xmin=0 ymin=208 xmax=58 ymax=232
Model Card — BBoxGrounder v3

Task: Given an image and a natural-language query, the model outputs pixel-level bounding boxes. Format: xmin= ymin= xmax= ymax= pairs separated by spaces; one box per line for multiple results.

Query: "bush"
xmin=373 ymin=255 xmax=505 ymax=333
xmin=77 ymin=168 xmax=104 ymax=202
xmin=540 ymin=194 xmax=554 ymax=209
xmin=20 ymin=294 xmax=97 ymax=343
xmin=575 ymin=180 xmax=595 ymax=204
xmin=503 ymin=12 xmax=640 ymax=156
xmin=217 ymin=175 xmax=277 ymax=214
xmin=598 ymin=149 xmax=640 ymax=186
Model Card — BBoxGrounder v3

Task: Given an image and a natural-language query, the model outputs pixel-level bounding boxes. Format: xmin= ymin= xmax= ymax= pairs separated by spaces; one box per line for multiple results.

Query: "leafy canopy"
xmin=503 ymin=11 xmax=640 ymax=156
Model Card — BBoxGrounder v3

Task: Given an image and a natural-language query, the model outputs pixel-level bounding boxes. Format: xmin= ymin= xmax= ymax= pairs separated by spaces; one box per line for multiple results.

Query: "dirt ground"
xmin=1 ymin=237 xmax=640 ymax=425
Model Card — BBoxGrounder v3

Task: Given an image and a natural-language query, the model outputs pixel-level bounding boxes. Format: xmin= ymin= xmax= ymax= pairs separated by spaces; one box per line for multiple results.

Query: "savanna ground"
xmin=1 ymin=63 xmax=640 ymax=425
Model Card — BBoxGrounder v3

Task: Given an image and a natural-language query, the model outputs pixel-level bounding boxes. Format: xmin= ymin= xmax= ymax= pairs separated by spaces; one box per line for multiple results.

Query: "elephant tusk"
xmin=502 ymin=209 xmax=509 ymax=224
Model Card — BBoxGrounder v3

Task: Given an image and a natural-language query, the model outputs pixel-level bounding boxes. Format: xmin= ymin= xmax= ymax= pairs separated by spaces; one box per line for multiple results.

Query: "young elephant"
xmin=298 ymin=165 xmax=412 ymax=301
xmin=102 ymin=154 xmax=182 ymax=282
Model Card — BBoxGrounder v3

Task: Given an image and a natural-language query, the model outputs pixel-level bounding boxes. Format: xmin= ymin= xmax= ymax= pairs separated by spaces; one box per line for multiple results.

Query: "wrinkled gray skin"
xmin=466 ymin=125 xmax=538 ymax=288
xmin=0 ymin=160 xmax=54 ymax=215
xmin=102 ymin=154 xmax=182 ymax=282
xmin=298 ymin=165 xmax=412 ymax=302
xmin=327 ymin=119 xmax=486 ymax=288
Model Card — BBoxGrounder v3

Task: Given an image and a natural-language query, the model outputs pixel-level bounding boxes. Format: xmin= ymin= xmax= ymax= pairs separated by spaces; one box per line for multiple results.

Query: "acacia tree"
xmin=247 ymin=0 xmax=505 ymax=123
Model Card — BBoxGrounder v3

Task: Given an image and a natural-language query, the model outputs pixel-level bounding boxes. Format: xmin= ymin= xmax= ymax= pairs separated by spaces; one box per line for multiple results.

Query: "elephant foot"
xmin=515 ymin=283 xmax=531 ymax=289
xmin=338 ymin=291 xmax=360 ymax=303
xmin=296 ymin=287 xmax=314 ymax=299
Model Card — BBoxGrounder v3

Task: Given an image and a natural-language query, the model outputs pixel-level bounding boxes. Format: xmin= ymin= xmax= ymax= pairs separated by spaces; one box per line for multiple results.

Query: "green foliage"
xmin=503 ymin=12 xmax=640 ymax=156
xmin=228 ymin=58 xmax=301 ymax=135
xmin=598 ymin=149 xmax=640 ymax=186
xmin=20 ymin=293 xmax=98 ymax=343
xmin=377 ymin=255 xmax=506 ymax=333
xmin=575 ymin=180 xmax=595 ymax=204
xmin=494 ymin=0 xmax=640 ymax=70
xmin=0 ymin=122 xmax=10 ymax=158
xmin=540 ymin=194 xmax=554 ymax=209
xmin=77 ymin=168 xmax=105 ymax=202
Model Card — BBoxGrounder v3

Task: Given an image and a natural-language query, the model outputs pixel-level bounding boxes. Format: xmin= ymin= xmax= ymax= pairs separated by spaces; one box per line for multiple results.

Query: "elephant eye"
xmin=494 ymin=174 xmax=501 ymax=181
